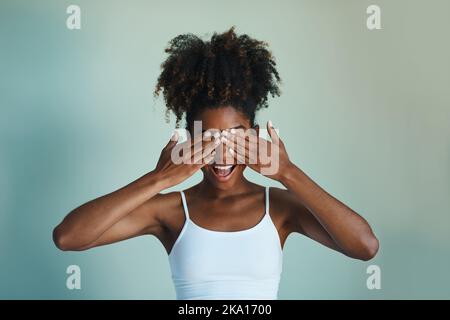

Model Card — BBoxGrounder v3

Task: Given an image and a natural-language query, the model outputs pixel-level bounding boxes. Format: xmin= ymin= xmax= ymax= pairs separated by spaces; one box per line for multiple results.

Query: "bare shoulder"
xmin=149 ymin=191 xmax=185 ymax=225
xmin=268 ymin=186 xmax=306 ymax=234
xmin=144 ymin=190 xmax=187 ymax=252
xmin=131 ymin=190 xmax=184 ymax=253
xmin=268 ymin=186 xmax=299 ymax=210
xmin=149 ymin=191 xmax=183 ymax=209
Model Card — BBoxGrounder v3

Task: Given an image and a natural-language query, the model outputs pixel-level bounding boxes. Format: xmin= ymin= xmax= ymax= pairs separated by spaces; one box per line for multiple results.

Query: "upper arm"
xmin=76 ymin=196 xmax=164 ymax=251
xmin=279 ymin=188 xmax=344 ymax=253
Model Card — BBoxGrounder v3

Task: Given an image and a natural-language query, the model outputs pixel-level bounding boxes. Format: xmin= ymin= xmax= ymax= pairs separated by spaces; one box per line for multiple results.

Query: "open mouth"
xmin=211 ymin=164 xmax=236 ymax=179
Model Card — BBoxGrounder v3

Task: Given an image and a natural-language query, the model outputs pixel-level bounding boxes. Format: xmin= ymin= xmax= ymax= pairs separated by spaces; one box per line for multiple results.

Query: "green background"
xmin=1 ymin=0 xmax=449 ymax=299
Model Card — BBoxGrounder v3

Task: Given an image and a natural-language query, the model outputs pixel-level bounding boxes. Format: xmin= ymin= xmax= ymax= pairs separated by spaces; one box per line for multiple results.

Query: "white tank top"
xmin=168 ymin=186 xmax=283 ymax=300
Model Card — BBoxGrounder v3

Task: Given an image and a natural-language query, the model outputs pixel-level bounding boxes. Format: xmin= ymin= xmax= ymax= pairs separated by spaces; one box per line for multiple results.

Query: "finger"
xmin=267 ymin=120 xmax=280 ymax=144
xmin=228 ymin=142 xmax=259 ymax=165
xmin=234 ymin=134 xmax=262 ymax=153
xmin=221 ymin=132 xmax=246 ymax=153
xmin=191 ymin=139 xmax=220 ymax=164
xmin=220 ymin=136 xmax=249 ymax=164
xmin=202 ymin=150 xmax=216 ymax=166
xmin=165 ymin=130 xmax=179 ymax=149
xmin=222 ymin=133 xmax=246 ymax=150
xmin=238 ymin=146 xmax=258 ymax=164
xmin=199 ymin=139 xmax=221 ymax=159
xmin=180 ymin=134 xmax=218 ymax=164
xmin=193 ymin=148 xmax=217 ymax=167
xmin=225 ymin=129 xmax=261 ymax=148
xmin=229 ymin=135 xmax=265 ymax=166
xmin=203 ymin=130 xmax=212 ymax=139
xmin=223 ymin=132 xmax=263 ymax=160
xmin=229 ymin=127 xmax=269 ymax=147
xmin=222 ymin=131 xmax=249 ymax=150
xmin=187 ymin=132 xmax=217 ymax=157
xmin=203 ymin=128 xmax=221 ymax=141
xmin=228 ymin=147 xmax=246 ymax=165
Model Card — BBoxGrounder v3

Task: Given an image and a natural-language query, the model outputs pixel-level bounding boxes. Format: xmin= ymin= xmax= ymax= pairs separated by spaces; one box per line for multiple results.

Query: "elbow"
xmin=357 ymin=234 xmax=379 ymax=261
xmin=53 ymin=226 xmax=78 ymax=251
xmin=53 ymin=226 xmax=69 ymax=251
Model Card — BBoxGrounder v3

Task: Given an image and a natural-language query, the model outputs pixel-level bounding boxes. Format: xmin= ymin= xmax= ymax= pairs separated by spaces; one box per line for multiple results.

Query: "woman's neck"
xmin=195 ymin=177 xmax=255 ymax=199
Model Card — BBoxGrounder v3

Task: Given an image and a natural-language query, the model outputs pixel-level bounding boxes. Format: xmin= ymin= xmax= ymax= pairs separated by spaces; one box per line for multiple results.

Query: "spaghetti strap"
xmin=265 ymin=186 xmax=270 ymax=215
xmin=179 ymin=191 xmax=190 ymax=220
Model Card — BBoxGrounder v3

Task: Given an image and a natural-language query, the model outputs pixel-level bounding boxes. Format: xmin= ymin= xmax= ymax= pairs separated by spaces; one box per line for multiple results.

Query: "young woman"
xmin=53 ymin=27 xmax=379 ymax=300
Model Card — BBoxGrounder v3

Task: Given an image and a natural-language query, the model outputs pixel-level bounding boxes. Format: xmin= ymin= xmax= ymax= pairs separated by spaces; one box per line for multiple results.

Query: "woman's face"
xmin=193 ymin=106 xmax=253 ymax=190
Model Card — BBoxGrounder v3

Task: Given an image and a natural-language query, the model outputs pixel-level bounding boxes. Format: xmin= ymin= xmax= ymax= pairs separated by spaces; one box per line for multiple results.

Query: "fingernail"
xmin=171 ymin=131 xmax=179 ymax=141
xmin=222 ymin=130 xmax=229 ymax=137
xmin=204 ymin=131 xmax=211 ymax=138
xmin=213 ymin=132 xmax=221 ymax=139
xmin=221 ymin=136 xmax=228 ymax=143
xmin=268 ymin=120 xmax=273 ymax=128
xmin=230 ymin=128 xmax=236 ymax=134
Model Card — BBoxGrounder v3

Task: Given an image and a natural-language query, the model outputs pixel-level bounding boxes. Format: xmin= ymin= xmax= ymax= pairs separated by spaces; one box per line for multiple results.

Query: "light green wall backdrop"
xmin=1 ymin=0 xmax=449 ymax=299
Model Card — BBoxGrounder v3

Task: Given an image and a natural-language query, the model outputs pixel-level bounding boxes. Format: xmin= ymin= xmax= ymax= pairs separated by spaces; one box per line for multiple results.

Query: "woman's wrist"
xmin=136 ymin=170 xmax=169 ymax=194
xmin=277 ymin=161 xmax=303 ymax=186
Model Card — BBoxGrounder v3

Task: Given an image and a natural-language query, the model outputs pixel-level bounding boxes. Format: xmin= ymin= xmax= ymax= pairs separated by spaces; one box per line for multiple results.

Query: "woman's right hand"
xmin=154 ymin=130 xmax=220 ymax=189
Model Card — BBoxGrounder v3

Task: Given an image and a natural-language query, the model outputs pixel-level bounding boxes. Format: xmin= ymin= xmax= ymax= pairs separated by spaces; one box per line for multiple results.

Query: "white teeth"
xmin=214 ymin=165 xmax=232 ymax=170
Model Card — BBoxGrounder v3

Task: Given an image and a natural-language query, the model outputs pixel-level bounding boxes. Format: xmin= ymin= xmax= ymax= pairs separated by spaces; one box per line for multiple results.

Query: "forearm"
xmin=53 ymin=170 xmax=165 ymax=248
xmin=279 ymin=163 xmax=379 ymax=260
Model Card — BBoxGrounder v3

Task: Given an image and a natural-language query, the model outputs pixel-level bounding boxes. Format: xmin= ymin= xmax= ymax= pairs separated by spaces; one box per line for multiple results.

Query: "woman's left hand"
xmin=222 ymin=121 xmax=293 ymax=181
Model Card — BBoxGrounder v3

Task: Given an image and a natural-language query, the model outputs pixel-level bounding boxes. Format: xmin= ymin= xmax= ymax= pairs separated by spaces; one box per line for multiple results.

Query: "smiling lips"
xmin=212 ymin=165 xmax=236 ymax=178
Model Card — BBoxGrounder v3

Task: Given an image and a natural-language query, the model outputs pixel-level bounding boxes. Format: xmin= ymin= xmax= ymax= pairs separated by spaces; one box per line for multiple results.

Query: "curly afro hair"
xmin=154 ymin=26 xmax=282 ymax=128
